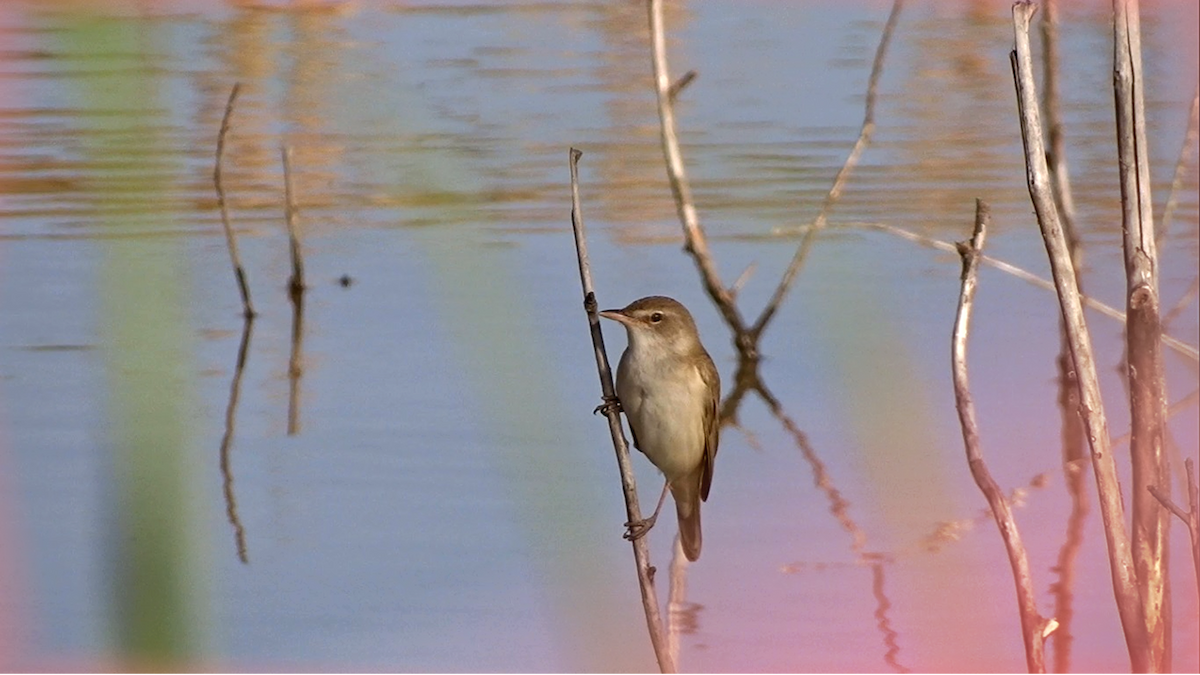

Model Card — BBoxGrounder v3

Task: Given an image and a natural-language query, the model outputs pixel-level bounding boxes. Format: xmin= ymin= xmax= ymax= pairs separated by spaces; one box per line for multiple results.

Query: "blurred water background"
xmin=0 ymin=0 xmax=1197 ymax=671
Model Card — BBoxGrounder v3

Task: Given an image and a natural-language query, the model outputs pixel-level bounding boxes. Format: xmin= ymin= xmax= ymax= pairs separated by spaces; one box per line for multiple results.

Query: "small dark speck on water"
xmin=338 ymin=274 xmax=354 ymax=288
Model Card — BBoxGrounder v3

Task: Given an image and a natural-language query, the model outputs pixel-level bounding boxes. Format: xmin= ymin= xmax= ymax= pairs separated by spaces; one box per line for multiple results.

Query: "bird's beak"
xmin=599 ymin=309 xmax=632 ymax=326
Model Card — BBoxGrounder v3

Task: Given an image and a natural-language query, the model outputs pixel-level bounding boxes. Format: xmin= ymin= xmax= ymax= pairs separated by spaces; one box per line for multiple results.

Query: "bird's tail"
xmin=672 ymin=478 xmax=703 ymax=562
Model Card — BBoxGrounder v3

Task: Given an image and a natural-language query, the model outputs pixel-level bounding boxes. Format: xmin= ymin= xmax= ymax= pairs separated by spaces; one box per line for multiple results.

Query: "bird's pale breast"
xmin=616 ymin=350 xmax=708 ymax=481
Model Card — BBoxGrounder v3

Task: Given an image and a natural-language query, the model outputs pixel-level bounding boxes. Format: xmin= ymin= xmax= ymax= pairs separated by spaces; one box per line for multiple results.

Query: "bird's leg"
xmin=593 ymin=394 xmax=622 ymax=416
xmin=624 ymin=479 xmax=669 ymax=541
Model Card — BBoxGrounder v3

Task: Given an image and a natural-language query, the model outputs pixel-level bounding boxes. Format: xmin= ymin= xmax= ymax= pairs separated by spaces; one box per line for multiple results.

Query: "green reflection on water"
xmin=54 ymin=9 xmax=206 ymax=666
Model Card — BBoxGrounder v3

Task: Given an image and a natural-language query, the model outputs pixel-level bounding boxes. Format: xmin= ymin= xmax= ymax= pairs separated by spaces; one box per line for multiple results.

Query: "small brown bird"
xmin=600 ymin=296 xmax=720 ymax=561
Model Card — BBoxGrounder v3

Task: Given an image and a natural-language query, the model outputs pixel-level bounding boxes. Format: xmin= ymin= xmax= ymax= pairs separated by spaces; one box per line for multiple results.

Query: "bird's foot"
xmin=593 ymin=395 xmax=622 ymax=416
xmin=623 ymin=512 xmax=658 ymax=541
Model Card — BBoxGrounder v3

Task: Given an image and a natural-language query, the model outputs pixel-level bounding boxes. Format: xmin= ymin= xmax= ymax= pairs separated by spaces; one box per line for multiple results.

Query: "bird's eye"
xmin=649 ymin=312 xmax=664 ymax=323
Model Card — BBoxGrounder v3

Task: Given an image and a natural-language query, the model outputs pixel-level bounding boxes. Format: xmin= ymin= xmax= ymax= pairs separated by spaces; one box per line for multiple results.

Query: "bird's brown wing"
xmin=614 ymin=349 xmax=642 ymax=451
xmin=697 ymin=352 xmax=720 ymax=502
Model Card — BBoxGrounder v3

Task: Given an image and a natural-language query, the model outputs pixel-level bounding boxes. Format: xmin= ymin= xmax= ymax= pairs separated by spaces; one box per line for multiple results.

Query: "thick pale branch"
xmin=1114 ymin=0 xmax=1170 ymax=666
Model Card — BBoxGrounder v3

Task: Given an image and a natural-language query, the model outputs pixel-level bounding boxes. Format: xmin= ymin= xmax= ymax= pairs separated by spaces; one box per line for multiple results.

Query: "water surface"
xmin=0 ymin=0 xmax=1198 ymax=671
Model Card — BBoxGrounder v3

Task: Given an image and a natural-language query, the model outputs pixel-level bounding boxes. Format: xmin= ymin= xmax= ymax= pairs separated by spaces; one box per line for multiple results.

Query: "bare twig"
xmin=282 ymin=145 xmax=306 ymax=303
xmin=952 ymin=199 xmax=1047 ymax=673
xmin=822 ymin=220 xmax=1198 ymax=362
xmin=1163 ymin=276 xmax=1199 ymax=330
xmin=568 ymin=148 xmax=673 ymax=673
xmin=1148 ymin=458 xmax=1199 ymax=599
xmin=752 ymin=0 xmax=904 ymax=342
xmin=214 ymin=83 xmax=256 ymax=319
xmin=730 ymin=262 xmax=757 ymax=299
xmin=647 ymin=0 xmax=752 ymax=361
xmin=667 ymin=70 xmax=697 ymax=104
xmin=1010 ymin=3 xmax=1148 ymax=668
xmin=1159 ymin=86 xmax=1199 ymax=240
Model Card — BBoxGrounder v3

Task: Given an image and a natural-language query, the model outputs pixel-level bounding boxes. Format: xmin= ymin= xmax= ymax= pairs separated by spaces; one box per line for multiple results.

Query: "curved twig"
xmin=952 ymin=199 xmax=1048 ymax=673
xmin=753 ymin=0 xmax=904 ymax=342
xmin=214 ymin=83 xmax=256 ymax=319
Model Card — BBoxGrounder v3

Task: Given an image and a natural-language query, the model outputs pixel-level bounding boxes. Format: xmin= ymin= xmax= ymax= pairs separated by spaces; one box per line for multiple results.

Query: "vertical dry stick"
xmin=282 ymin=145 xmax=306 ymax=302
xmin=1010 ymin=3 xmax=1149 ymax=669
xmin=1158 ymin=86 xmax=1199 ymax=241
xmin=646 ymin=0 xmax=752 ymax=360
xmin=281 ymin=146 xmax=306 ymax=437
xmin=752 ymin=0 xmax=904 ymax=341
xmin=952 ymin=199 xmax=1048 ymax=674
xmin=1113 ymin=0 xmax=1171 ymax=667
xmin=1149 ymin=458 xmax=1200 ymax=602
xmin=568 ymin=148 xmax=674 ymax=674
xmin=214 ymin=83 xmax=256 ymax=319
